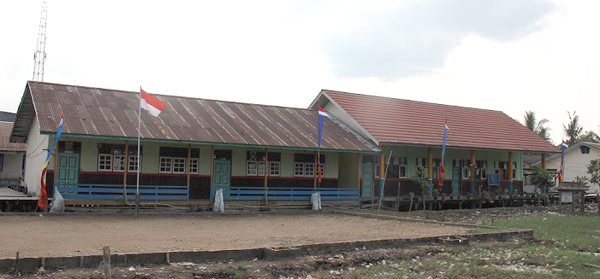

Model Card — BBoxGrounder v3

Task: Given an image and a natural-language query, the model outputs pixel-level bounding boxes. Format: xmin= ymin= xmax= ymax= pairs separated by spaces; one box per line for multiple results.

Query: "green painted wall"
xmin=61 ymin=138 xmax=341 ymax=179
xmin=338 ymin=153 xmax=358 ymax=188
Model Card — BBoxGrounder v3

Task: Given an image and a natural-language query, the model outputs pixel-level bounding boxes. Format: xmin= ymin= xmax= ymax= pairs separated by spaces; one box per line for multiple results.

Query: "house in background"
xmin=309 ymin=90 xmax=559 ymax=202
xmin=533 ymin=142 xmax=600 ymax=194
xmin=0 ymin=114 xmax=26 ymax=185
xmin=9 ymin=81 xmax=379 ymax=205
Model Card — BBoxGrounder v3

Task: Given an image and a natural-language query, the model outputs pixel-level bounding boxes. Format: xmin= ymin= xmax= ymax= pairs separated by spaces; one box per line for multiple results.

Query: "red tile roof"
xmin=0 ymin=122 xmax=26 ymax=152
xmin=321 ymin=90 xmax=559 ymax=153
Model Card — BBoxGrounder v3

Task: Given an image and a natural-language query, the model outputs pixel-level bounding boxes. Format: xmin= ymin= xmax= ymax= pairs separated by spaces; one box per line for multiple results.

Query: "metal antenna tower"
xmin=32 ymin=1 xmax=48 ymax=81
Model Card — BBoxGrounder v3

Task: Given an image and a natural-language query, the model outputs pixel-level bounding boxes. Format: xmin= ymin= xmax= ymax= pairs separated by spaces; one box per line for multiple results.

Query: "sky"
xmin=0 ymin=0 xmax=598 ymax=145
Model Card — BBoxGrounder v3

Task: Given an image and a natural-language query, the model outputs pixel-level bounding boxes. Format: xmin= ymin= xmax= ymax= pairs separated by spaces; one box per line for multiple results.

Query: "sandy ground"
xmin=0 ymin=211 xmax=471 ymax=259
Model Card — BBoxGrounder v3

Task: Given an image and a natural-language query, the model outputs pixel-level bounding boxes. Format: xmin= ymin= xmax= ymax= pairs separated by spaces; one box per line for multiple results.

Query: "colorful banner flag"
xmin=438 ymin=120 xmax=449 ymax=187
xmin=140 ymin=88 xmax=166 ymax=117
xmin=317 ymin=106 xmax=328 ymax=184
xmin=38 ymin=116 xmax=64 ymax=209
xmin=558 ymin=141 xmax=568 ymax=183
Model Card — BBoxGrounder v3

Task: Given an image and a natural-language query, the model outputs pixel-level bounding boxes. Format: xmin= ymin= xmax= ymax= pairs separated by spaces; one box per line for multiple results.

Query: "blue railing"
xmin=212 ymin=186 xmax=360 ymax=202
xmin=56 ymin=184 xmax=189 ymax=202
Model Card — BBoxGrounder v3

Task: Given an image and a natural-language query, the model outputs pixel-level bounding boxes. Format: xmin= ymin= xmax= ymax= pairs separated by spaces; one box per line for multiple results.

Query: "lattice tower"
xmin=32 ymin=1 xmax=48 ymax=81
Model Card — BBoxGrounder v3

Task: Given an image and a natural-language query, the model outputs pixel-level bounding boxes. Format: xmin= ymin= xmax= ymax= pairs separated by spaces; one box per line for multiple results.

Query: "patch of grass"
xmin=340 ymin=244 xmax=600 ymax=279
xmin=493 ymin=215 xmax=600 ymax=250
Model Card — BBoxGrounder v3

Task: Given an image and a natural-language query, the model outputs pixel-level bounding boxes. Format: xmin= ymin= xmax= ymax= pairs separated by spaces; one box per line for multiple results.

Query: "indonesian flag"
xmin=38 ymin=116 xmax=64 ymax=210
xmin=317 ymin=106 xmax=328 ymax=184
xmin=140 ymin=88 xmax=166 ymax=117
xmin=558 ymin=141 xmax=568 ymax=183
xmin=438 ymin=120 xmax=449 ymax=187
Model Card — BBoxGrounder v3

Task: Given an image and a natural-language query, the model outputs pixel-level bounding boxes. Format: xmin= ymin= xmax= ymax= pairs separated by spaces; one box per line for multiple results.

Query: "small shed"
xmin=557 ymin=182 xmax=586 ymax=213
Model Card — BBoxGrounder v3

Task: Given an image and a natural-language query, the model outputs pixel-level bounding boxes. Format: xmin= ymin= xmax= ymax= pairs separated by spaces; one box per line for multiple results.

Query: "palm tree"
xmin=522 ymin=111 xmax=551 ymax=142
xmin=563 ymin=111 xmax=583 ymax=146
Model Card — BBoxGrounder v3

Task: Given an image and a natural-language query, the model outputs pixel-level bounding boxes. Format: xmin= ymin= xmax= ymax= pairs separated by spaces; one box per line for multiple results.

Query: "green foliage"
xmin=411 ymin=166 xmax=429 ymax=192
xmin=493 ymin=215 xmax=600 ymax=251
xmin=530 ymin=165 xmax=556 ymax=189
xmin=234 ymin=264 xmax=246 ymax=279
xmin=574 ymin=176 xmax=590 ymax=189
xmin=522 ymin=110 xmax=552 ymax=143
xmin=576 ymin=130 xmax=600 ymax=144
xmin=587 ymin=159 xmax=600 ymax=189
xmin=563 ymin=111 xmax=583 ymax=146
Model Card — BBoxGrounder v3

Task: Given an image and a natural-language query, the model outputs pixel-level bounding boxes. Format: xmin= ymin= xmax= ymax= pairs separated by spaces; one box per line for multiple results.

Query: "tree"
xmin=587 ymin=159 xmax=600 ymax=190
xmin=563 ymin=111 xmax=583 ymax=146
xmin=574 ymin=176 xmax=590 ymax=189
xmin=576 ymin=130 xmax=600 ymax=144
xmin=530 ymin=165 xmax=556 ymax=193
xmin=411 ymin=166 xmax=429 ymax=209
xmin=522 ymin=111 xmax=552 ymax=142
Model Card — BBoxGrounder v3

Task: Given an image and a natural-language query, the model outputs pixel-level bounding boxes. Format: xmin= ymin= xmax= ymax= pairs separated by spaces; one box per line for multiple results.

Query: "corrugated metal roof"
xmin=319 ymin=90 xmax=559 ymax=153
xmin=0 ymin=122 xmax=26 ymax=152
xmin=16 ymin=81 xmax=377 ymax=152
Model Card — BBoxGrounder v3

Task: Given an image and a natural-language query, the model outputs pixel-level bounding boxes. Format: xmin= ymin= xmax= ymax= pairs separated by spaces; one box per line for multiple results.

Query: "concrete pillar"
xmin=508 ymin=152 xmax=514 ymax=194
xmin=379 ymin=152 xmax=385 ymax=199
xmin=470 ymin=150 xmax=476 ymax=196
xmin=427 ymin=148 xmax=433 ymax=196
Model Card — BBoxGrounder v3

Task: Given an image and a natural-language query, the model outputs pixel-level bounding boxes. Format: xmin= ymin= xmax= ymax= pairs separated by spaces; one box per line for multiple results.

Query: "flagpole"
xmin=136 ymin=87 xmax=141 ymax=217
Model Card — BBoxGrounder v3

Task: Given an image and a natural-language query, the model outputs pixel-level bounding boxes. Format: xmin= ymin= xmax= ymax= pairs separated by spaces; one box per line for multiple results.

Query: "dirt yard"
xmin=0 ymin=211 xmax=472 ymax=259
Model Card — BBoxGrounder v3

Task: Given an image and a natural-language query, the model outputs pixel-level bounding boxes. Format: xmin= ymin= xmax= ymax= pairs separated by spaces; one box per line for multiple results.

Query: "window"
xmin=189 ymin=158 xmax=199 ymax=174
xmin=0 ymin=154 xmax=3 ymax=172
xmin=173 ymin=157 xmax=186 ymax=174
xmin=246 ymin=151 xmax=281 ymax=176
xmin=496 ymin=161 xmax=516 ymax=180
xmin=247 ymin=160 xmax=258 ymax=176
xmin=269 ymin=161 xmax=280 ymax=176
xmin=159 ymin=157 xmax=173 ymax=173
xmin=494 ymin=161 xmax=510 ymax=180
xmin=293 ymin=153 xmax=323 ymax=177
xmin=97 ymin=144 xmax=142 ymax=172
xmin=294 ymin=162 xmax=305 ymax=177
xmin=453 ymin=159 xmax=471 ymax=179
xmin=381 ymin=156 xmax=408 ymax=178
xmin=398 ymin=157 xmax=407 ymax=178
xmin=416 ymin=157 xmax=427 ymax=169
xmin=581 ymin=146 xmax=590 ymax=154
xmin=159 ymin=147 xmax=199 ymax=174
xmin=113 ymin=155 xmax=125 ymax=172
xmin=431 ymin=159 xmax=441 ymax=180
xmin=512 ymin=162 xmax=517 ymax=179
xmin=317 ymin=162 xmax=325 ymax=177
xmin=476 ymin=160 xmax=487 ymax=179
xmin=98 ymin=154 xmax=112 ymax=171
xmin=305 ymin=162 xmax=315 ymax=177
xmin=129 ymin=155 xmax=141 ymax=172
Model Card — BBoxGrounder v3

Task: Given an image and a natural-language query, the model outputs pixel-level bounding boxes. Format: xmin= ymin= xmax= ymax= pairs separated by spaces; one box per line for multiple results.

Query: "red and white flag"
xmin=140 ymin=88 xmax=166 ymax=117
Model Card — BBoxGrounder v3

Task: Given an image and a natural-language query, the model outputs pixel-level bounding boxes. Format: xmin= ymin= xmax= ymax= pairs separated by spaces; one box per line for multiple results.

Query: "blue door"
xmin=211 ymin=159 xmax=230 ymax=199
xmin=362 ymin=163 xmax=374 ymax=197
xmin=452 ymin=167 xmax=460 ymax=197
xmin=57 ymin=153 xmax=79 ymax=190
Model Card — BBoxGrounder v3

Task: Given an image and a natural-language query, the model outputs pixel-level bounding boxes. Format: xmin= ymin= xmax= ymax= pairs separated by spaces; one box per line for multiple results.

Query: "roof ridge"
xmin=321 ymin=89 xmax=502 ymax=113
xmin=28 ymin=81 xmax=314 ymax=112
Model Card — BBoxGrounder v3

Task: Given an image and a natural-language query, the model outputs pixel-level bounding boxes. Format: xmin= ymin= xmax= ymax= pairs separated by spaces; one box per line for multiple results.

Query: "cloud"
xmin=321 ymin=0 xmax=557 ymax=80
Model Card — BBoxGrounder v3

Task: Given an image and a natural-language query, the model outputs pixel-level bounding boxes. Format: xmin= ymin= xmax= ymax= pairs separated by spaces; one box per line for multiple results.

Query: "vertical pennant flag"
xmin=317 ymin=106 xmax=328 ymax=185
xmin=558 ymin=141 xmax=568 ymax=183
xmin=38 ymin=115 xmax=64 ymax=210
xmin=140 ymin=88 xmax=166 ymax=117
xmin=438 ymin=120 xmax=449 ymax=187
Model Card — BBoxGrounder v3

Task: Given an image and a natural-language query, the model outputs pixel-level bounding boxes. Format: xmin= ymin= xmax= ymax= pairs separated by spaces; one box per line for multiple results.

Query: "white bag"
xmin=213 ymin=188 xmax=225 ymax=213
xmin=311 ymin=192 xmax=321 ymax=211
xmin=50 ymin=188 xmax=65 ymax=213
